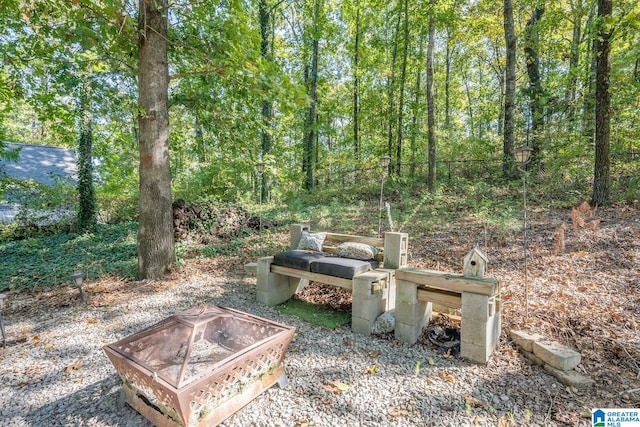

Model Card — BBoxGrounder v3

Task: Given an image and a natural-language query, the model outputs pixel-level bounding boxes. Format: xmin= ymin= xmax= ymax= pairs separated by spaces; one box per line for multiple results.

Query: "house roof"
xmin=1 ymin=142 xmax=77 ymax=186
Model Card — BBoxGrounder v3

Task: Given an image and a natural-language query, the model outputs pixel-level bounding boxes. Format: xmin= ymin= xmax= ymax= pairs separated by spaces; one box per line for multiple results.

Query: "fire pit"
xmin=103 ymin=305 xmax=295 ymax=427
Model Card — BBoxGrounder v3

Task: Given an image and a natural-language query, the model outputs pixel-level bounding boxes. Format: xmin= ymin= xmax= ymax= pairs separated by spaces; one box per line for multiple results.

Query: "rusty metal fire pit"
xmin=103 ymin=305 xmax=295 ymax=427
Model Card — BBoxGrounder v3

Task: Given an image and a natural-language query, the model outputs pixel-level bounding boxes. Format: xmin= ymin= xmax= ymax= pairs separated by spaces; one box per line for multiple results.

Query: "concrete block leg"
xmin=394 ymin=279 xmax=431 ymax=344
xmin=256 ymin=256 xmax=299 ymax=306
xmin=461 ymin=292 xmax=501 ymax=363
xmin=352 ymin=271 xmax=390 ymax=335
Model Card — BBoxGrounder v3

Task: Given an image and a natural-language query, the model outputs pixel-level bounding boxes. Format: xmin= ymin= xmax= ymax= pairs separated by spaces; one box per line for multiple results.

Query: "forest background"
xmin=0 ymin=0 xmax=639 ymax=279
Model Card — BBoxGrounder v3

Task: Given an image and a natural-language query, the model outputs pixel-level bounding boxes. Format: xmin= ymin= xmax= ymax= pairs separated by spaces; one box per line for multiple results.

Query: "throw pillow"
xmin=335 ymin=241 xmax=378 ymax=260
xmin=296 ymin=231 xmax=327 ymax=252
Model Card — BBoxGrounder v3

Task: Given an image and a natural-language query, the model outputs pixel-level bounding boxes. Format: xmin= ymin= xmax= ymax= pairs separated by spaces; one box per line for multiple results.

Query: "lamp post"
xmin=70 ymin=271 xmax=86 ymax=303
xmin=514 ymin=145 xmax=532 ymax=318
xmin=378 ymin=155 xmax=391 ymax=237
xmin=256 ymin=161 xmax=264 ymax=235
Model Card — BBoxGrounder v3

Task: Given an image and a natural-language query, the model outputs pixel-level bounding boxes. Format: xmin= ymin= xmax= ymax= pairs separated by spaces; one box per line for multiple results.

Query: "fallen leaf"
xmin=577 ymin=286 xmax=588 ymax=292
xmin=44 ymin=343 xmax=53 ymax=350
xmin=445 ymin=374 xmax=455 ymax=383
xmin=365 ymin=364 xmax=378 ymax=374
xmin=86 ymin=318 xmax=98 ymax=324
xmin=331 ymin=380 xmax=349 ymax=392
xmin=368 ymin=350 xmax=380 ymax=357
xmin=31 ymin=336 xmax=40 ymax=343
xmin=64 ymin=362 xmax=82 ymax=373
xmin=427 ymin=357 xmax=435 ymax=365
xmin=465 ymin=395 xmax=488 ymax=408
xmin=388 ymin=408 xmax=408 ymax=417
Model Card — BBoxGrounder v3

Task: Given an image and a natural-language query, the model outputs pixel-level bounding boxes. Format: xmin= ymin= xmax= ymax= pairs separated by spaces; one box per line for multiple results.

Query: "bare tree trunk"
xmin=592 ymin=0 xmax=611 ymax=206
xmin=426 ymin=0 xmax=436 ymax=191
xmin=303 ymin=0 xmax=321 ymax=191
xmin=352 ymin=2 xmax=360 ymax=158
xmin=386 ymin=1 xmax=402 ymax=176
xmin=503 ymin=0 xmax=517 ymax=178
xmin=137 ymin=0 xmax=175 ymax=279
xmin=410 ymin=39 xmax=424 ymax=177
xmin=565 ymin=0 xmax=584 ymax=124
xmin=395 ymin=0 xmax=409 ymax=177
xmin=524 ymin=6 xmax=544 ymax=165
xmin=259 ymin=0 xmax=274 ymax=200
xmin=444 ymin=31 xmax=452 ymax=130
xmin=582 ymin=6 xmax=597 ymax=144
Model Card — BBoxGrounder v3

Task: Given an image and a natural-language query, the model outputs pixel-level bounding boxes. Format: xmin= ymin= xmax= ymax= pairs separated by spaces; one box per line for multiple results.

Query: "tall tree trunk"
xmin=386 ymin=1 xmax=402 ymax=176
xmin=137 ymin=0 xmax=175 ymax=279
xmin=565 ymin=0 xmax=584 ymax=124
xmin=410 ymin=39 xmax=424 ymax=177
xmin=426 ymin=0 xmax=436 ymax=191
xmin=582 ymin=7 xmax=597 ymax=144
xmin=503 ymin=0 xmax=517 ymax=178
xmin=395 ymin=0 xmax=409 ymax=176
xmin=524 ymin=5 xmax=544 ymax=165
xmin=77 ymin=77 xmax=96 ymax=231
xmin=592 ymin=0 xmax=611 ymax=206
xmin=444 ymin=30 xmax=452 ymax=131
xmin=352 ymin=2 xmax=360 ymax=158
xmin=303 ymin=0 xmax=321 ymax=191
xmin=259 ymin=0 xmax=274 ymax=200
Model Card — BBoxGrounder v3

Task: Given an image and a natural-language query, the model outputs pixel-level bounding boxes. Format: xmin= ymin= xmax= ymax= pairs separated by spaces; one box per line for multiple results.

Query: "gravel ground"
xmin=0 ymin=263 xmax=609 ymax=427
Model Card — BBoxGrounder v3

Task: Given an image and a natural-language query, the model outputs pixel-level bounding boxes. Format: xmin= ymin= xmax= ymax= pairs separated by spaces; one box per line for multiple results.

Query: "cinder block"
xmin=291 ymin=277 xmax=309 ymax=293
xmin=257 ymin=256 xmax=275 ymax=276
xmin=395 ymin=279 xmax=419 ymax=305
xmin=243 ymin=262 xmax=257 ymax=275
xmin=461 ymin=318 xmax=497 ymax=348
xmin=380 ymin=269 xmax=396 ymax=311
xmin=394 ymin=321 xmax=425 ymax=345
xmin=352 ymin=296 xmax=384 ymax=322
xmin=533 ymin=341 xmax=581 ymax=371
xmin=543 ymin=364 xmax=595 ymax=389
xmin=256 ymin=287 xmax=292 ymax=306
xmin=353 ymin=271 xmax=388 ymax=300
xmin=460 ymin=342 xmax=492 ymax=363
xmin=395 ymin=301 xmax=431 ymax=325
xmin=383 ymin=232 xmax=408 ymax=269
xmin=352 ymin=315 xmax=375 ymax=335
xmin=510 ymin=330 xmax=543 ymax=353
xmin=289 ymin=224 xmax=310 ymax=249
xmin=461 ymin=292 xmax=492 ymax=321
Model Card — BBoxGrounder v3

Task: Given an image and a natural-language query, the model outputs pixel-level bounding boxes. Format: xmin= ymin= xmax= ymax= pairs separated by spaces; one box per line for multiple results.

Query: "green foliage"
xmin=2 ymin=176 xmax=77 ymax=227
xmin=276 ymin=299 xmax=351 ymax=329
xmin=0 ymin=222 xmax=138 ymax=292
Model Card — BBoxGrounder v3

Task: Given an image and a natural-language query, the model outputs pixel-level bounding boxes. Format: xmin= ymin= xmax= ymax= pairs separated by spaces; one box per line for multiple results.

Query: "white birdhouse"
xmin=463 ymin=247 xmax=488 ymax=278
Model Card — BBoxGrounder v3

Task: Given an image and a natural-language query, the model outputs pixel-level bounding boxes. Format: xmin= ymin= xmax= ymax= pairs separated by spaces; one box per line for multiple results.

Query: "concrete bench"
xmin=394 ymin=248 xmax=502 ymax=363
xmin=256 ymin=224 xmax=408 ymax=335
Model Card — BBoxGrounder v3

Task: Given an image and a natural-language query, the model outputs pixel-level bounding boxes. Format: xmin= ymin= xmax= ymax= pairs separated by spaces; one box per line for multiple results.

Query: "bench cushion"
xmin=310 ymin=257 xmax=379 ymax=279
xmin=273 ymin=250 xmax=327 ymax=271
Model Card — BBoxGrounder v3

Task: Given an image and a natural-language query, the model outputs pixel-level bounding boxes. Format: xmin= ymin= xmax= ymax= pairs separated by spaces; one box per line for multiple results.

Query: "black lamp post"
xmin=378 ymin=155 xmax=391 ymax=237
xmin=256 ymin=162 xmax=264 ymax=234
xmin=514 ymin=145 xmax=532 ymax=318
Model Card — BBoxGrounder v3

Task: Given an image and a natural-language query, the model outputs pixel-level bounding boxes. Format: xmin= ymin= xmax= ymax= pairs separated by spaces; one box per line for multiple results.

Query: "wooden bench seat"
xmin=256 ymin=224 xmax=408 ymax=335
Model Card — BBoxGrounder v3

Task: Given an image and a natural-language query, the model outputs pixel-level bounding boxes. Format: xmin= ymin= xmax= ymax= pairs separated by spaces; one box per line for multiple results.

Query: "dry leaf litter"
xmin=0 ymin=203 xmax=638 ymax=426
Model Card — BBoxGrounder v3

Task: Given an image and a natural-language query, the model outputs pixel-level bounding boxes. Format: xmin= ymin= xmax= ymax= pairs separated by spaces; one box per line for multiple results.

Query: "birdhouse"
xmin=463 ymin=247 xmax=488 ymax=278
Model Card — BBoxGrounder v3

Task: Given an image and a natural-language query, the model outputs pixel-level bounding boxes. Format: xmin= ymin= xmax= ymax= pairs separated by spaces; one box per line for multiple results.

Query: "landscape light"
xmin=70 ymin=271 xmax=85 ymax=303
